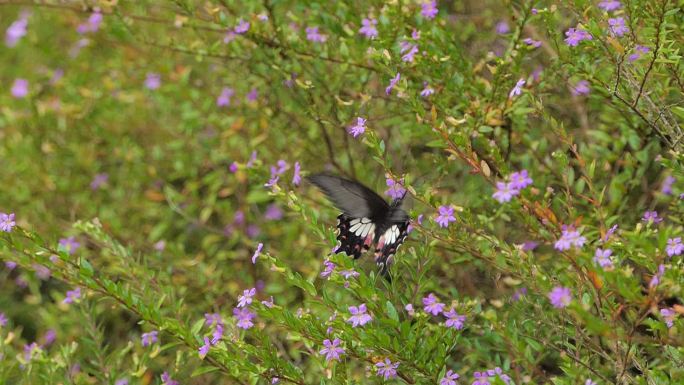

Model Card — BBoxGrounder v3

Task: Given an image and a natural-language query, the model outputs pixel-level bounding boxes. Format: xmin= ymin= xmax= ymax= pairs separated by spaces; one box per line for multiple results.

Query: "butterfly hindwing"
xmin=335 ymin=214 xmax=375 ymax=259
xmin=374 ymin=220 xmax=410 ymax=275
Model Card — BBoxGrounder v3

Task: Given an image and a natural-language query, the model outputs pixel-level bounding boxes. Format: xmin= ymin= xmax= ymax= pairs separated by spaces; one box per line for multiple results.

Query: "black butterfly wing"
xmin=334 ymin=214 xmax=376 ymax=259
xmin=374 ymin=210 xmax=410 ymax=276
xmin=307 ymin=173 xmax=389 ymax=218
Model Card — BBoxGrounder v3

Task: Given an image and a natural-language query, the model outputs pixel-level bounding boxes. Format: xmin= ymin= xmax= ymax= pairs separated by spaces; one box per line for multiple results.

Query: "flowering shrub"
xmin=1 ymin=1 xmax=683 ymax=384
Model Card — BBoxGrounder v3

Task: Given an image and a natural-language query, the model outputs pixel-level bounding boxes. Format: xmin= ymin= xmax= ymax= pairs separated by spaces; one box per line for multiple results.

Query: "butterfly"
xmin=307 ymin=173 xmax=410 ymax=276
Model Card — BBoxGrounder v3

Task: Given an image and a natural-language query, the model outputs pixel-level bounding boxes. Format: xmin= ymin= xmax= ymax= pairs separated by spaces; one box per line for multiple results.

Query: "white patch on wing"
xmin=383 ymin=225 xmax=400 ymax=245
xmin=350 ymin=218 xmax=372 ymax=236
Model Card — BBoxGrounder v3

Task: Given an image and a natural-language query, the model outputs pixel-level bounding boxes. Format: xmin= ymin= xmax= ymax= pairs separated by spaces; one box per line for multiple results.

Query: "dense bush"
xmin=1 ymin=1 xmax=682 ymax=384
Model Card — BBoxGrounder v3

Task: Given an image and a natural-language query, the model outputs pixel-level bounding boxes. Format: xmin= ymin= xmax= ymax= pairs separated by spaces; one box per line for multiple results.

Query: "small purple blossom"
xmin=115 ymin=379 xmax=129 ymax=385
xmin=435 ymin=205 xmax=456 ymax=228
xmin=487 ymin=367 xmax=511 ymax=384
xmin=0 ymin=213 xmax=16 ymax=232
xmin=405 ymin=303 xmax=415 ymax=316
xmin=211 ymin=322 xmax=224 ymax=344
xmin=339 ymin=269 xmax=360 ymax=279
xmin=492 ymin=182 xmax=519 ymax=203
xmin=292 ymin=162 xmax=301 ymax=186
xmin=59 ymin=236 xmax=81 ymax=254
xmin=33 ymin=264 xmax=51 ymax=280
xmin=564 ymin=27 xmax=593 ymax=46
xmin=237 ymin=288 xmax=256 ymax=308
xmin=359 ymin=18 xmax=378 ymax=39
xmin=509 ymin=170 xmax=533 ymax=189
xmin=11 ymin=78 xmax=29 ymax=98
xmin=23 ymin=342 xmax=40 ymax=362
xmin=348 ymin=117 xmax=367 ymax=137
xmin=661 ymin=176 xmax=675 ymax=195
xmin=306 ymin=27 xmax=327 ymax=43
xmin=347 ymin=303 xmax=372 ymax=327
xmin=385 ymin=72 xmax=400 ymax=95
xmin=217 ymin=87 xmax=235 ymax=107
xmin=154 ymin=240 xmax=166 ymax=251
xmin=593 ymin=248 xmax=614 ymax=269
xmin=440 ymin=370 xmax=460 ymax=385
xmin=252 ymin=243 xmax=263 ymax=264
xmin=375 ymin=358 xmax=399 ymax=379
xmin=77 ymin=11 xmax=103 ymax=34
xmin=628 ymin=45 xmax=650 ymax=62
xmin=523 ymin=38 xmax=542 ymax=48
xmin=161 ymin=372 xmax=179 ymax=385
xmin=6 ymin=13 xmax=29 ymax=47
xmin=229 ymin=162 xmax=238 ymax=173
xmin=598 ymin=0 xmax=622 ymax=11
xmin=421 ymin=1 xmax=438 ymax=19
xmin=444 ymin=308 xmax=466 ymax=330
xmin=320 ymin=260 xmax=335 ymax=278
xmin=509 ymin=78 xmax=525 ymax=98
xmin=198 ymin=336 xmax=211 ymax=358
xmin=234 ymin=19 xmax=250 ymax=34
xmin=660 ymin=308 xmax=676 ymax=328
xmin=548 ymin=286 xmax=572 ymax=308
xmin=666 ymin=238 xmax=683 ymax=257
xmin=205 ymin=313 xmax=223 ymax=327
xmin=649 ymin=264 xmax=666 ymax=289
xmin=319 ymin=338 xmax=345 ymax=362
xmin=63 ymin=287 xmax=82 ymax=304
xmin=141 ymin=330 xmax=158 ymax=346
xmin=385 ymin=177 xmax=406 ymax=200
xmin=5 ymin=261 xmax=17 ymax=270
xmin=144 ymin=73 xmax=161 ymax=90
xmin=264 ymin=204 xmax=283 ymax=220
xmin=472 ymin=371 xmax=491 ymax=385
xmin=512 ymin=287 xmax=527 ymax=301
xmin=642 ymin=210 xmax=663 ymax=224
xmin=246 ymin=88 xmax=258 ymax=102
xmin=422 ymin=293 xmax=445 ymax=315
xmin=233 ymin=307 xmax=256 ymax=329
xmin=554 ymin=226 xmax=586 ymax=251
xmin=421 ymin=82 xmax=435 ymax=97
xmin=571 ymin=80 xmax=591 ymax=96
xmin=402 ymin=44 xmax=419 ymax=62
xmin=603 ymin=224 xmax=618 ymax=242
xmin=0 ymin=313 xmax=7 ymax=327
xmin=261 ymin=296 xmax=274 ymax=308
xmin=495 ymin=20 xmax=510 ymax=34
xmin=609 ymin=17 xmax=629 ymax=37
xmin=90 ymin=173 xmax=109 ymax=190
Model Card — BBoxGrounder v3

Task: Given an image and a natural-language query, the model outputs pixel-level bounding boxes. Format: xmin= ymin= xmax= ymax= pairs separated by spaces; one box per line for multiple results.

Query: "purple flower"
xmin=63 ymin=287 xmax=82 ymax=304
xmin=523 ymin=38 xmax=542 ymax=48
xmin=495 ymin=20 xmax=510 ymax=34
xmin=602 ymin=224 xmax=618 ymax=242
xmin=375 ymin=358 xmax=399 ymax=379
xmin=23 ymin=342 xmax=40 ymax=362
xmin=435 ymin=205 xmax=456 ymax=228
xmin=593 ymin=248 xmax=614 ymax=269
xmin=154 ymin=240 xmax=166 ymax=251
xmin=444 ymin=308 xmax=466 ymax=330
xmin=666 ymin=238 xmax=683 ymax=257
xmin=487 ymin=367 xmax=511 ymax=384
xmin=233 ymin=307 xmax=256 ymax=329
xmin=598 ymin=0 xmax=622 ymax=11
xmin=440 ymin=370 xmax=460 ymax=385
xmin=548 ymin=286 xmax=572 ymax=308
xmin=348 ymin=117 xmax=367 ymax=137
xmin=320 ymin=260 xmax=335 ymax=278
xmin=339 ymin=269 xmax=360 ymax=279
xmin=5 ymin=261 xmax=17 ymax=270
xmin=234 ymin=19 xmax=250 ymax=34
xmin=33 ymin=264 xmax=51 ymax=280
xmin=421 ymin=1 xmax=438 ymax=19
xmin=405 ymin=303 xmax=415 ymax=316
xmin=115 ymin=379 xmax=129 ymax=385
xmin=217 ymin=87 xmax=235 ymax=107
xmin=229 ymin=161 xmax=238 ymax=173
xmin=6 ymin=14 xmax=28 ymax=47
xmin=609 ymin=17 xmax=629 ymax=37
xmin=571 ymin=80 xmax=591 ymax=96
xmin=359 ymin=18 xmax=378 ymax=39
xmin=161 ymin=372 xmax=179 ymax=385
xmin=585 ymin=380 xmax=597 ymax=385
xmin=59 ymin=236 xmax=81 ymax=254
xmin=77 ymin=11 xmax=103 ymax=34
xmin=246 ymin=88 xmax=258 ymax=102
xmin=649 ymin=264 xmax=666 ymax=289
xmin=144 ymin=73 xmax=161 ymax=90
xmin=319 ymin=338 xmax=345 ymax=362
xmin=90 ymin=173 xmax=109 ymax=190
xmin=292 ymin=162 xmax=302 ymax=186
xmin=660 ymin=308 xmax=676 ymax=328
xmin=421 ymin=82 xmax=435 ymax=97
xmin=554 ymin=226 xmax=586 ymax=251
xmin=422 ymin=293 xmax=445 ymax=315
xmin=564 ymin=27 xmax=593 ymax=46
xmin=628 ymin=45 xmax=650 ymax=62
xmin=0 ymin=312 xmax=7 ymax=327
xmin=211 ymin=322 xmax=224 ymax=344
xmin=402 ymin=44 xmax=419 ymax=62
xmin=642 ymin=210 xmax=663 ymax=224
xmin=509 ymin=78 xmax=525 ymax=98
xmin=264 ymin=204 xmax=283 ymax=220
xmin=492 ymin=182 xmax=519 ymax=203
xmin=0 ymin=213 xmax=16 ymax=232
xmin=205 ymin=313 xmax=223 ymax=327
xmin=141 ymin=330 xmax=158 ymax=346
xmin=385 ymin=73 xmax=401 ymax=95
xmin=512 ymin=287 xmax=527 ymax=301
xmin=198 ymin=336 xmax=211 ymax=358
xmin=11 ymin=78 xmax=29 ymax=98
xmin=252 ymin=243 xmax=263 ymax=264
xmin=385 ymin=177 xmax=406 ymax=200
xmin=237 ymin=288 xmax=256 ymax=308
xmin=224 ymin=31 xmax=236 ymax=44
xmin=306 ymin=27 xmax=327 ymax=43
xmin=509 ymin=170 xmax=533 ymax=189
xmin=661 ymin=176 xmax=675 ymax=195
xmin=347 ymin=303 xmax=372 ymax=327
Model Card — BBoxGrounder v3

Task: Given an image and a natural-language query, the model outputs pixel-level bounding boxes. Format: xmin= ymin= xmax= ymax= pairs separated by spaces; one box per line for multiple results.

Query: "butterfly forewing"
xmin=307 ymin=173 xmax=389 ymax=218
xmin=335 ymin=214 xmax=376 ymax=259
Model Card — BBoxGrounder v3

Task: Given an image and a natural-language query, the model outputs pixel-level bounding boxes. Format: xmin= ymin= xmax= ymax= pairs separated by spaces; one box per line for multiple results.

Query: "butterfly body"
xmin=308 ymin=173 xmax=410 ymax=276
